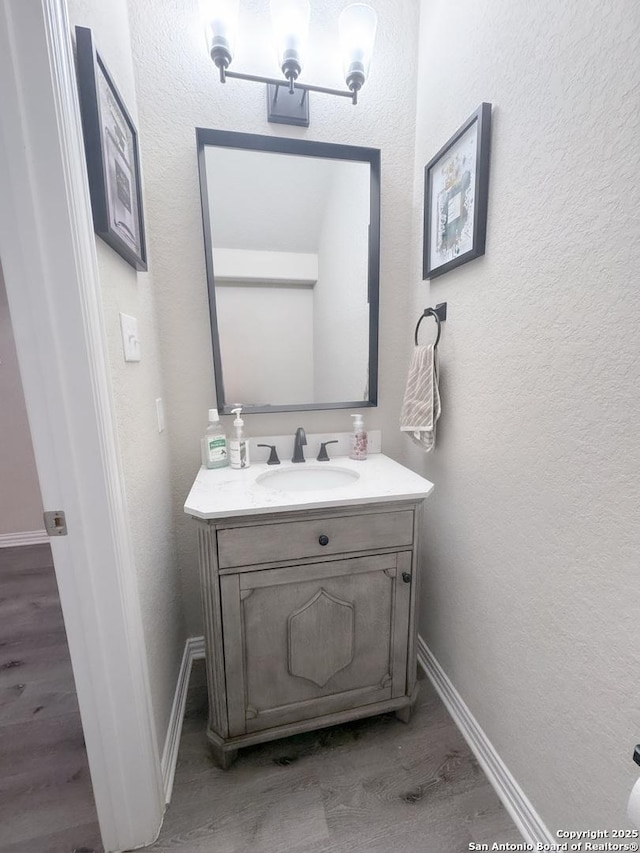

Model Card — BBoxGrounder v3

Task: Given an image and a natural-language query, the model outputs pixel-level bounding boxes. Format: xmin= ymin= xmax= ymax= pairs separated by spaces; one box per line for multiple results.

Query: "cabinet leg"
xmin=395 ymin=703 xmax=414 ymax=724
xmin=210 ymin=743 xmax=238 ymax=769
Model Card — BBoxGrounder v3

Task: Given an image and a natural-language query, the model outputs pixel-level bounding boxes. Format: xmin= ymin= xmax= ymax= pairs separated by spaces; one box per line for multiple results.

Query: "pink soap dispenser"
xmin=349 ymin=414 xmax=368 ymax=460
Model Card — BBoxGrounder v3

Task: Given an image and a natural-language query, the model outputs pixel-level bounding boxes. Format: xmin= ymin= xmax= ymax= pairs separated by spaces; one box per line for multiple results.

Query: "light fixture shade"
xmin=338 ymin=3 xmax=377 ymax=93
xmin=270 ymin=0 xmax=311 ymax=84
xmin=202 ymin=0 xmax=240 ymax=70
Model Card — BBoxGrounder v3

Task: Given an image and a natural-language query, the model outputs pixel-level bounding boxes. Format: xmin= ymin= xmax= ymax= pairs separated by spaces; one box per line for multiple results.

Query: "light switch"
xmin=155 ymin=398 xmax=165 ymax=433
xmin=120 ymin=313 xmax=140 ymax=362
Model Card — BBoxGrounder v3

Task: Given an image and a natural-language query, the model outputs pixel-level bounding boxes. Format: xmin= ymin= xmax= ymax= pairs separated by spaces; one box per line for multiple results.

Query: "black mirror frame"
xmin=196 ymin=128 xmax=380 ymax=415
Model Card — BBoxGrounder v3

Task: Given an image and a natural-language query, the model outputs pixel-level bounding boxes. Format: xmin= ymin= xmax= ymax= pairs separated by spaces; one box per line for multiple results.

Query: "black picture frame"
xmin=75 ymin=26 xmax=147 ymax=271
xmin=423 ymin=102 xmax=492 ymax=280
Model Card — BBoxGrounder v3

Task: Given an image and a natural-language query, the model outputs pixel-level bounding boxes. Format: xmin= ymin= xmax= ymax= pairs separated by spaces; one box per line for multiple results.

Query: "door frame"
xmin=0 ymin=1 xmax=164 ymax=850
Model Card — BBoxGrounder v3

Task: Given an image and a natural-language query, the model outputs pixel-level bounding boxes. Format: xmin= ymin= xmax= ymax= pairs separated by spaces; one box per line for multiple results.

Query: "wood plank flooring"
xmin=0 ymin=544 xmax=102 ymax=853
xmin=144 ymin=660 xmax=522 ymax=853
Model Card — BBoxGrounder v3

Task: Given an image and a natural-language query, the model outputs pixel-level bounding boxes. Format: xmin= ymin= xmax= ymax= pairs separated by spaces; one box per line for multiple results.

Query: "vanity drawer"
xmin=217 ymin=509 xmax=414 ymax=569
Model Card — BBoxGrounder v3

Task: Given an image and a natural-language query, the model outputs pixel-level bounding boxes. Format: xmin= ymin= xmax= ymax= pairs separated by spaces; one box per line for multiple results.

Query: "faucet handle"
xmin=257 ymin=444 xmax=280 ymax=465
xmin=317 ymin=440 xmax=339 ymax=462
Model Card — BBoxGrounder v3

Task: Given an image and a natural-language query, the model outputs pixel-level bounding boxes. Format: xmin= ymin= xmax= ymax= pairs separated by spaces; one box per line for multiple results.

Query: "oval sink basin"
xmin=256 ymin=466 xmax=360 ymax=492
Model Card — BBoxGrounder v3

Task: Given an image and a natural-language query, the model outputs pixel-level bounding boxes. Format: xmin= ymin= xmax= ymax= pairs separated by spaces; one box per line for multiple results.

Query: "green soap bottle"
xmin=202 ymin=408 xmax=228 ymax=469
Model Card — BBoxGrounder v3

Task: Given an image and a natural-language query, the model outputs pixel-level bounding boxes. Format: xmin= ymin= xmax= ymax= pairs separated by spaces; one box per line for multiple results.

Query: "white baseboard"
xmin=190 ymin=636 xmax=206 ymax=660
xmin=161 ymin=636 xmax=206 ymax=804
xmin=417 ymin=636 xmax=554 ymax=847
xmin=0 ymin=529 xmax=48 ymax=548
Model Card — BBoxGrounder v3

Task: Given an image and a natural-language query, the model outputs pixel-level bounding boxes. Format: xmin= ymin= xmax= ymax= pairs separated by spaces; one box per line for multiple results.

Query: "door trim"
xmin=0 ymin=1 xmax=164 ymax=849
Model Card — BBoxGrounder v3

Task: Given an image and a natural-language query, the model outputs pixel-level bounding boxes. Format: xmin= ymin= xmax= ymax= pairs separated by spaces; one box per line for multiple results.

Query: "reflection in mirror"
xmin=197 ymin=129 xmax=380 ymax=414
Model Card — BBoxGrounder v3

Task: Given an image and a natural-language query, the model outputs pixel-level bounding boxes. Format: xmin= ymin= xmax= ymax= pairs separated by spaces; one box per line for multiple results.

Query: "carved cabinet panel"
xmin=288 ymin=588 xmax=355 ymax=687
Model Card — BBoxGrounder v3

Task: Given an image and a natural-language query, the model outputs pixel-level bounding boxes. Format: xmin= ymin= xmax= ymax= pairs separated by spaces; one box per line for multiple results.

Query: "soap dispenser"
xmin=350 ymin=414 xmax=368 ymax=460
xmin=229 ymin=407 xmax=250 ymax=469
xmin=202 ymin=408 xmax=228 ymax=469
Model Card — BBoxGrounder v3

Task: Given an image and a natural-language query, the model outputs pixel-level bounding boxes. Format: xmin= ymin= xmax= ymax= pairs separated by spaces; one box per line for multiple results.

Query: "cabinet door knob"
xmin=402 ymin=572 xmax=411 ymax=583
xmin=318 ymin=534 xmax=329 ymax=546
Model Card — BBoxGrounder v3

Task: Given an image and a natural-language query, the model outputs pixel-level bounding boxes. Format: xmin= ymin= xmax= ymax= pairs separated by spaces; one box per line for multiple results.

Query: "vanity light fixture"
xmin=201 ymin=0 xmax=378 ymax=126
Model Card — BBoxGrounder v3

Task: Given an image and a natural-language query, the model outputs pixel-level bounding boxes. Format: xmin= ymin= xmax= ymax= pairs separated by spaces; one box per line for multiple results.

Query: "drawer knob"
xmin=402 ymin=572 xmax=411 ymax=583
xmin=318 ymin=534 xmax=329 ymax=546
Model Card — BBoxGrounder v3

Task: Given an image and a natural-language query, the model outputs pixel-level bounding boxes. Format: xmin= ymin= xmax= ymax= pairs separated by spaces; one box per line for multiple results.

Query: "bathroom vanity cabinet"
xmin=194 ymin=500 xmax=424 ymax=768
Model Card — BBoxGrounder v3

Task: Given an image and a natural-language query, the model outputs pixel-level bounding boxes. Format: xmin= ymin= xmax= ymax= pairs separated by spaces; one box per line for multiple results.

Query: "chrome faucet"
xmin=292 ymin=427 xmax=307 ymax=463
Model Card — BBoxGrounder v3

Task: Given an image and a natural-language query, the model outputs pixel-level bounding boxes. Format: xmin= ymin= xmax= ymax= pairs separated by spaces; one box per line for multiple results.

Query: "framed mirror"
xmin=197 ymin=129 xmax=380 ymax=414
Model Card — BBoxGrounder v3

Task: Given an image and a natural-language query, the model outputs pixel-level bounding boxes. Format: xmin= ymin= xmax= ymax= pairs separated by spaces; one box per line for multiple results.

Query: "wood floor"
xmin=144 ymin=660 xmax=521 ymax=853
xmin=0 ymin=544 xmax=102 ymax=853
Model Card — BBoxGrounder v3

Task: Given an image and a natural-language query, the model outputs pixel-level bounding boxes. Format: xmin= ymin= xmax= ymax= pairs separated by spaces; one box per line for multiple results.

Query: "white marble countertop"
xmin=184 ymin=453 xmax=434 ymax=520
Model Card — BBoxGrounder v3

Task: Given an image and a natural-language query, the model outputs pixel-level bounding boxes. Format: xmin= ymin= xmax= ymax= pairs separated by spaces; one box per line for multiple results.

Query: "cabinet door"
xmin=220 ymin=552 xmax=412 ymax=736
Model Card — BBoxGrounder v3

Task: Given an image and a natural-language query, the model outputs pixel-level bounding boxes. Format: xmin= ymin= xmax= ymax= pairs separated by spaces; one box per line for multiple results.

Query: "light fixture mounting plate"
xmin=266 ymin=83 xmax=310 ymax=127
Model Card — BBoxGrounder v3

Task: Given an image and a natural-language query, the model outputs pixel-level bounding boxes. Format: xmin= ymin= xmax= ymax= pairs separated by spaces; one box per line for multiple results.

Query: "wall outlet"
xmin=120 ymin=313 xmax=140 ymax=362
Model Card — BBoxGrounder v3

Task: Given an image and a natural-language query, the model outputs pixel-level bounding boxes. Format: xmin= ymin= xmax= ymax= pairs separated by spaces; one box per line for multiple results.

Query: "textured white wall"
xmin=68 ymin=0 xmax=186 ymax=750
xmin=126 ymin=0 xmax=420 ymax=632
xmin=0 ymin=264 xmax=43 ymax=534
xmin=411 ymin=0 xmax=640 ymax=831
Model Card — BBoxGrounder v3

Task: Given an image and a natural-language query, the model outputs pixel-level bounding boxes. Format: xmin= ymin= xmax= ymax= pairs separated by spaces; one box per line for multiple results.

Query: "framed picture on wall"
xmin=75 ymin=26 xmax=147 ymax=271
xmin=423 ymin=102 xmax=492 ymax=280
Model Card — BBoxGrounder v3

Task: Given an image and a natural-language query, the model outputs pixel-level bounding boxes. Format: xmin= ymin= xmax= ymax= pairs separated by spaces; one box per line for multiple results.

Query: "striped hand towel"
xmin=400 ymin=344 xmax=441 ymax=452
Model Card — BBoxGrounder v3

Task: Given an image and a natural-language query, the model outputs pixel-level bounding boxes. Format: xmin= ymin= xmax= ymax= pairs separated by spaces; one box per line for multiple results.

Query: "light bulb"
xmin=338 ymin=4 xmax=377 ymax=93
xmin=202 ymin=0 xmax=240 ymax=72
xmin=270 ymin=0 xmax=311 ymax=88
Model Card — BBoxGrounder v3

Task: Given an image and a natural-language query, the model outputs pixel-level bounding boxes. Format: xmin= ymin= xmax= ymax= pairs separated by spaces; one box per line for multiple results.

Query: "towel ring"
xmin=414 ymin=309 xmax=442 ymax=348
